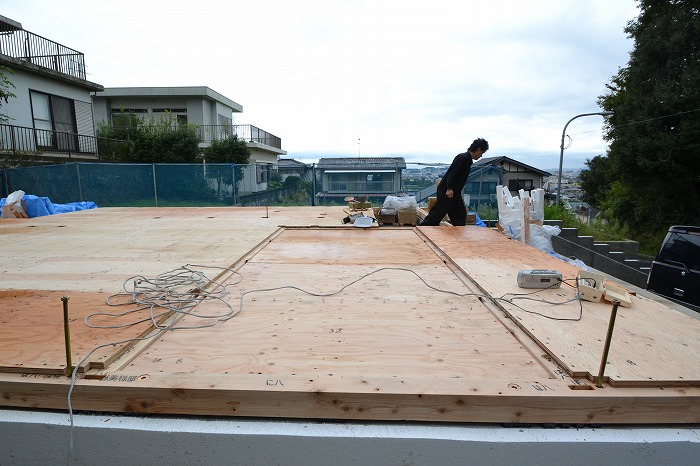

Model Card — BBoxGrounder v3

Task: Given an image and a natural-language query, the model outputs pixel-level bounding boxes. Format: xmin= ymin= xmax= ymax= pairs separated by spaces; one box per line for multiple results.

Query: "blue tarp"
xmin=0 ymin=194 xmax=98 ymax=218
xmin=470 ymin=212 xmax=486 ymax=227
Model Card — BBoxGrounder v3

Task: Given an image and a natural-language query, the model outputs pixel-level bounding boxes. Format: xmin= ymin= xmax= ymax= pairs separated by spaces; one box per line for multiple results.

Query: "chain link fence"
xmin=1 ymin=162 xmax=315 ymax=207
xmin=1 ymin=161 xmax=503 ymax=219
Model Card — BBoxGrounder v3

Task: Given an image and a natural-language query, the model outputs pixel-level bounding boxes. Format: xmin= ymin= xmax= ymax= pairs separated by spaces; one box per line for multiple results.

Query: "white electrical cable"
xmin=65 ymin=264 xmax=585 ymax=464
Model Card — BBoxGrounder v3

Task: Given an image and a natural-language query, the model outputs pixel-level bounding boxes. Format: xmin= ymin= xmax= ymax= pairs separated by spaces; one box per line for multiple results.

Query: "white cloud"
xmin=3 ymin=0 xmax=639 ymax=169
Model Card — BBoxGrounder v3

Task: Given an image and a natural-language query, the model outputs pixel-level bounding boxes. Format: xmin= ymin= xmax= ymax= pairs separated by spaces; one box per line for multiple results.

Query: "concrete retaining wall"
xmin=545 ymin=221 xmax=652 ymax=288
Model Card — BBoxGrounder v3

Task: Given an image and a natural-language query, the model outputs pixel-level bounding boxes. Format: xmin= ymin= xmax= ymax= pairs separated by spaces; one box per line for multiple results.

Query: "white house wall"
xmin=188 ymin=97 xmax=208 ymax=126
xmin=497 ymin=161 xmax=545 ymax=191
xmin=238 ymin=163 xmax=261 ymax=193
xmin=3 ymin=67 xmax=95 ymax=136
xmin=92 ymin=94 xmax=235 ymax=129
xmin=215 ymin=102 xmax=233 ymax=125
xmin=91 ymin=97 xmax=110 ymax=128
xmin=249 ymin=147 xmax=278 ymax=165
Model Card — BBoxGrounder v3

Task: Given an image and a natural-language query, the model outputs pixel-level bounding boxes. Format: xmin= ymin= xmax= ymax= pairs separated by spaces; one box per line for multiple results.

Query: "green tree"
xmin=201 ymin=135 xmax=251 ymax=194
xmin=283 ymin=175 xmax=302 ymax=190
xmin=96 ymin=114 xmax=201 ymax=163
xmin=201 ymin=134 xmax=250 ymax=164
xmin=0 ymin=66 xmax=16 ymax=123
xmin=96 ymin=115 xmax=138 ymax=161
xmin=267 ymin=171 xmax=283 ymax=190
xmin=591 ymin=0 xmax=700 ymax=245
xmin=578 ymin=154 xmax=612 ymax=207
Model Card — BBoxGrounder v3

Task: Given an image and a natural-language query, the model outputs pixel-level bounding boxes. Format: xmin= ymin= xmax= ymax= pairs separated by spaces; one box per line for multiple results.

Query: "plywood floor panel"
xmin=421 ymin=226 xmax=700 ymax=386
xmin=252 ymin=228 xmax=431 ymax=265
xmin=0 ymin=289 xmax=153 ymax=374
xmin=0 ymin=207 xmax=342 ymax=292
xmin=122 ymin=229 xmax=549 ymax=381
xmin=2 ymin=208 xmax=699 ymax=424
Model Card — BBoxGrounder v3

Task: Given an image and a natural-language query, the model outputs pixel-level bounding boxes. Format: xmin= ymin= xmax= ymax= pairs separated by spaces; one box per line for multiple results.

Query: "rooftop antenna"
xmin=357 ymin=138 xmax=361 ymax=158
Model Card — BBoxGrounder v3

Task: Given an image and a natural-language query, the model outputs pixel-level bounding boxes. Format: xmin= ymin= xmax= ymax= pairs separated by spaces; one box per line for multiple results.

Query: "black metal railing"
xmin=0 ymin=25 xmax=87 ymax=81
xmin=111 ymin=123 xmax=282 ymax=150
xmin=196 ymin=125 xmax=282 ymax=149
xmin=0 ymin=123 xmax=101 ymax=158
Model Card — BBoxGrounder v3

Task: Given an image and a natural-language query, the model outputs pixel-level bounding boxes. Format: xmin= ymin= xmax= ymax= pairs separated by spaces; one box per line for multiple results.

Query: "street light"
xmin=555 ymin=111 xmax=614 ymax=206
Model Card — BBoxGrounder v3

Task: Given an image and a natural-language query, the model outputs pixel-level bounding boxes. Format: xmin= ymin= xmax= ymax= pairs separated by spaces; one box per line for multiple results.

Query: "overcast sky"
xmin=4 ymin=0 xmax=639 ymax=169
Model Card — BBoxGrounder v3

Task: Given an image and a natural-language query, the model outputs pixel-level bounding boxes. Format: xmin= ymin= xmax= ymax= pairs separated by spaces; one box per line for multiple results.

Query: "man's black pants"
xmin=421 ymin=193 xmax=467 ymax=226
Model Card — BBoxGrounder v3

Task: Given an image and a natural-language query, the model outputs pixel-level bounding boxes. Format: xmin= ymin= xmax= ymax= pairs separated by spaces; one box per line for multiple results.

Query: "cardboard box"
xmin=377 ymin=208 xmax=397 ymax=225
xmin=1 ymin=200 xmax=28 ymax=218
xmin=348 ymin=201 xmax=372 ymax=211
xmin=398 ymin=210 xmax=417 ymax=226
xmin=428 ymin=196 xmax=437 ymax=211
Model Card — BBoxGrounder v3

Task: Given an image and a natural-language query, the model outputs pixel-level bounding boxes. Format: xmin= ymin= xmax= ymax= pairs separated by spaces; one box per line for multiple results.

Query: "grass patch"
xmin=543 ymin=205 xmax=662 ymax=255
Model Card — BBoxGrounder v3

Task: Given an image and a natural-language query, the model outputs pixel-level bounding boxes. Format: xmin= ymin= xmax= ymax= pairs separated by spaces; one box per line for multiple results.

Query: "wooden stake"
xmin=522 ymin=196 xmax=531 ymax=244
xmin=596 ymin=300 xmax=620 ymax=388
xmin=62 ymin=296 xmax=72 ymax=377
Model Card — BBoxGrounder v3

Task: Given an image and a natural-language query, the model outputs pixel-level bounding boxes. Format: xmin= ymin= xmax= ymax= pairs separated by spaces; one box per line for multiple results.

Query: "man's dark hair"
xmin=469 ymin=138 xmax=489 ymax=153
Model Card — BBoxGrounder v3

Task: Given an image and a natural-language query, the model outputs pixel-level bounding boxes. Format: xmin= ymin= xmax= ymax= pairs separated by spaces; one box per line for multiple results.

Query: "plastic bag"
xmin=497 ymin=186 xmax=548 ymax=240
xmin=382 ymin=195 xmax=417 ymax=212
xmin=0 ymin=190 xmax=28 ymax=218
xmin=527 ymin=224 xmax=560 ymax=253
xmin=497 ymin=186 xmax=523 ymax=239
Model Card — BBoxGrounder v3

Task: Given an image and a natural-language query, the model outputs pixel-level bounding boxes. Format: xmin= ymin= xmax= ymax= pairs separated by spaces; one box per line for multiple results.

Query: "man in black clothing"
xmin=421 ymin=138 xmax=489 ymax=226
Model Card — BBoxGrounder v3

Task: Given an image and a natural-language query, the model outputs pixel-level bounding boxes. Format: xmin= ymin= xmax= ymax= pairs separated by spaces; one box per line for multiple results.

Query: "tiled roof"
xmin=277 ymin=158 xmax=307 ymax=168
xmin=474 ymin=156 xmax=551 ymax=176
xmin=317 ymin=157 xmax=406 ymax=170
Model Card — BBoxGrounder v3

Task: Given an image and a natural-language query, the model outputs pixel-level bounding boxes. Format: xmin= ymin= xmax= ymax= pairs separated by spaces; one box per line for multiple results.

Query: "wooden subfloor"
xmin=1 ymin=207 xmax=699 ymax=424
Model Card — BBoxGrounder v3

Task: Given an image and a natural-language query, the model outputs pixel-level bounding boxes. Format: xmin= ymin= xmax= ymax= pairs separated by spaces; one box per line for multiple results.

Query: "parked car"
xmin=646 ymin=225 xmax=700 ymax=311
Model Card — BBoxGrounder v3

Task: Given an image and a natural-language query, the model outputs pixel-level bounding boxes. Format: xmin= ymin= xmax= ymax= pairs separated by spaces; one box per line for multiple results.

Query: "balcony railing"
xmin=1 ymin=124 xmax=101 ymax=158
xmin=0 ymin=25 xmax=87 ymax=81
xmin=0 ymin=122 xmax=283 ymax=160
xmin=195 ymin=125 xmax=282 ymax=150
xmin=111 ymin=122 xmax=282 ymax=150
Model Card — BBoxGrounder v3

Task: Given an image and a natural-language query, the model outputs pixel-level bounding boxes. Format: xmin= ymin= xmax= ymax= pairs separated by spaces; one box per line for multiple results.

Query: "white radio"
xmin=517 ymin=269 xmax=563 ymax=289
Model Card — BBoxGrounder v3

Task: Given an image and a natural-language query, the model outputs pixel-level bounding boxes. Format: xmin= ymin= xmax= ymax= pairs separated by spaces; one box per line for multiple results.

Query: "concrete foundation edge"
xmin=2 ymin=409 xmax=699 ymax=465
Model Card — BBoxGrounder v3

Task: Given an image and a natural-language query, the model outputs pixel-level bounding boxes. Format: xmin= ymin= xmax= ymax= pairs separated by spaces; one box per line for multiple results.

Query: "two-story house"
xmin=91 ymin=86 xmax=287 ymax=193
xmin=468 ymin=156 xmax=551 ymax=209
xmin=315 ymin=157 xmax=406 ymax=205
xmin=475 ymin=156 xmax=551 ymax=193
xmin=0 ymin=15 xmax=103 ymax=163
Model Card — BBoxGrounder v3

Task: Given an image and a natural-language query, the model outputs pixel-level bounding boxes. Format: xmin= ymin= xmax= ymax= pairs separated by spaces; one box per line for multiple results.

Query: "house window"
xmin=111 ymin=109 xmax=147 ymax=128
xmin=508 ymin=179 xmax=534 ymax=191
xmin=327 ymin=172 xmax=394 ymax=193
xmin=256 ymin=163 xmax=271 ymax=184
xmin=465 ymin=181 xmax=498 ymax=196
xmin=152 ymin=108 xmax=187 ymax=126
xmin=365 ymin=172 xmax=393 ymax=191
xmin=30 ymin=90 xmax=77 ymax=150
xmin=111 ymin=109 xmax=147 ymax=114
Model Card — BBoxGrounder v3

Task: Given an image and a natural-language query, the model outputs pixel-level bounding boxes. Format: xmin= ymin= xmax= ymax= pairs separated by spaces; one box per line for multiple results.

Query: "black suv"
xmin=646 ymin=225 xmax=700 ymax=311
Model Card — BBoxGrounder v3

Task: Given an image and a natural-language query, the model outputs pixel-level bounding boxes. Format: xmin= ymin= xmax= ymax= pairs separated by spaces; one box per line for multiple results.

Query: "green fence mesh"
xmin=2 ymin=162 xmax=318 ymax=207
xmin=1 ymin=162 xmax=501 ymax=214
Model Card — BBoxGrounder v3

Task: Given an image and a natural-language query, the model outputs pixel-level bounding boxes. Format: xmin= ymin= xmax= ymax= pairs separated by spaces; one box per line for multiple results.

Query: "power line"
xmin=570 ymin=108 xmax=700 ymax=136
